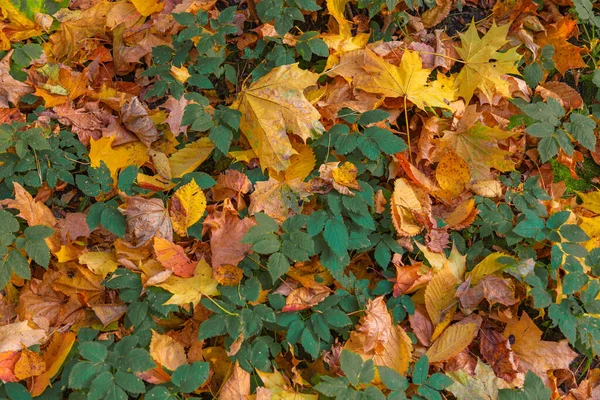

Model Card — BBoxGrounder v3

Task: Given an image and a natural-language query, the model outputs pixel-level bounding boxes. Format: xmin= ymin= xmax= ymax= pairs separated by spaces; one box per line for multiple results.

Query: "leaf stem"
xmin=205 ymin=295 xmax=238 ymax=316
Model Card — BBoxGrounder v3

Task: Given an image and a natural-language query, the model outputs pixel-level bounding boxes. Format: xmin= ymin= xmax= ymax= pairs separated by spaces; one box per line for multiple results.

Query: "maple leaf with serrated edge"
xmin=356 ymin=49 xmax=454 ymax=110
xmin=438 ymin=105 xmax=519 ymax=181
xmin=454 ymin=21 xmax=522 ymax=103
xmin=232 ymin=64 xmax=325 ymax=172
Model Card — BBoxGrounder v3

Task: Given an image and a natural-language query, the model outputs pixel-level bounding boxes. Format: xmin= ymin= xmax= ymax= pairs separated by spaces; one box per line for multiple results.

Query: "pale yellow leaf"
xmin=149 ymin=330 xmax=187 ymax=371
xmin=219 ymin=362 xmax=250 ymax=400
xmin=0 ymin=322 xmax=46 ymax=353
xmin=169 ymin=137 xmax=214 ymax=178
xmin=467 ymin=252 xmax=516 ymax=285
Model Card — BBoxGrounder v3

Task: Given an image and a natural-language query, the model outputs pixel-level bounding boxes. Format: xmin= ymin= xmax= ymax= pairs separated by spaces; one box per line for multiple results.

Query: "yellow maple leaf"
xmin=155 ymin=258 xmax=220 ymax=306
xmin=88 ymin=136 xmax=149 ymax=182
xmin=169 ymin=179 xmax=206 ymax=237
xmin=454 ymin=21 xmax=522 ymax=103
xmin=231 ymin=64 xmax=325 ymax=172
xmin=356 ymin=49 xmax=455 ymax=110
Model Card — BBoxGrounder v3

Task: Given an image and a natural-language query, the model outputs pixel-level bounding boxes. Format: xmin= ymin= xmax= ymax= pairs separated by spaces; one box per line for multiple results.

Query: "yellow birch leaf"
xmin=391 ymin=178 xmax=431 ymax=237
xmin=131 ymin=0 xmax=164 ymax=16
xmin=356 ymin=49 xmax=454 ymax=110
xmin=435 ymin=150 xmax=471 ymax=199
xmin=168 ymin=137 xmax=214 ymax=178
xmin=170 ymin=179 xmax=206 ymax=237
xmin=155 ymin=258 xmax=220 ymax=306
xmin=13 ymin=348 xmax=45 ymax=380
xmin=149 ymin=330 xmax=187 ymax=371
xmin=89 ymin=136 xmax=149 ymax=182
xmin=467 ymin=252 xmax=516 ymax=285
xmin=231 ymin=64 xmax=325 ymax=172
xmin=30 ymin=332 xmax=76 ymax=396
xmin=426 ymin=320 xmax=480 ymax=363
xmin=79 ymin=251 xmax=119 ymax=278
xmin=454 ymin=21 xmax=522 ymax=103
xmin=577 ymin=190 xmax=600 ymax=214
xmin=425 ymin=265 xmax=458 ymax=326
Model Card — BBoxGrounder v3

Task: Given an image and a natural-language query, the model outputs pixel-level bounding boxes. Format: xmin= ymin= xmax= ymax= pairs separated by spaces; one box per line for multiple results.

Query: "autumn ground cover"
xmin=0 ymin=0 xmax=599 ymax=398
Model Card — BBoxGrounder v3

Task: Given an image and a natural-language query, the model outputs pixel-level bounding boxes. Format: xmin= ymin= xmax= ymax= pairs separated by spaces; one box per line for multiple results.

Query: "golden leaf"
xmin=168 ymin=137 xmax=215 ymax=179
xmin=0 ymin=322 xmax=46 ymax=353
xmin=213 ymin=264 xmax=244 ymax=286
xmin=149 ymin=330 xmax=187 ymax=372
xmin=155 ymin=258 xmax=220 ymax=306
xmin=131 ymin=0 xmax=164 ymax=16
xmin=78 ymin=251 xmax=119 ymax=279
xmin=220 ymin=362 xmax=250 ymax=400
xmin=425 ymin=265 xmax=458 ymax=326
xmin=255 ymin=368 xmax=318 ymax=399
xmin=391 ymin=178 xmax=431 ymax=237
xmin=344 ymin=297 xmax=412 ymax=375
xmin=426 ymin=318 xmax=481 ymax=363
xmin=435 ymin=150 xmax=471 ymax=200
xmin=454 ymin=21 xmax=522 ymax=103
xmin=231 ymin=64 xmax=325 ymax=171
xmin=170 ymin=179 xmax=206 ymax=237
xmin=356 ymin=49 xmax=454 ymax=110
xmin=89 ymin=136 xmax=149 ymax=182
xmin=14 ymin=348 xmax=46 ymax=380
xmin=467 ymin=252 xmax=516 ymax=285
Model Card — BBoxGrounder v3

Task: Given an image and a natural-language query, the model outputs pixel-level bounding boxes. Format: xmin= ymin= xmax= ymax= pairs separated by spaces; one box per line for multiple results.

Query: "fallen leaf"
xmin=154 ymin=237 xmax=196 ymax=278
xmin=426 ymin=315 xmax=481 ymax=363
xmin=203 ymin=199 xmax=256 ymax=268
xmin=535 ymin=17 xmax=585 ymax=75
xmin=435 ymin=149 xmax=471 ymax=199
xmin=79 ymin=251 xmax=119 ymax=278
xmin=454 ymin=21 xmax=522 ymax=103
xmin=356 ymin=48 xmax=454 ymax=110
xmin=220 ymin=362 xmax=250 ymax=400
xmin=282 ymin=285 xmax=331 ymax=312
xmin=344 ymin=296 xmax=413 ymax=375
xmin=319 ymin=162 xmax=361 ymax=196
xmin=121 ymin=97 xmax=160 ymax=147
xmin=121 ymin=196 xmax=173 ymax=247
xmin=14 ymin=347 xmax=45 ymax=380
xmin=0 ymin=50 xmax=33 ymax=107
xmin=425 ymin=264 xmax=459 ymax=326
xmin=249 ymin=177 xmax=312 ymax=223
xmin=232 ymin=64 xmax=325 ymax=171
xmin=150 ymin=330 xmax=187 ymax=371
xmin=131 ymin=0 xmax=164 ymax=16
xmin=30 ymin=332 xmax=76 ymax=396
xmin=155 ymin=258 xmax=220 ymax=306
xmin=170 ymin=179 xmax=206 ymax=237
xmin=0 ymin=351 xmax=20 ymax=383
xmin=503 ymin=312 xmax=578 ymax=386
xmin=89 ymin=136 xmax=149 ymax=182
xmin=0 ymin=321 xmax=46 ymax=353
xmin=213 ymin=264 xmax=244 ymax=286
xmin=168 ymin=137 xmax=215 ymax=178
xmin=447 ymin=359 xmax=511 ymax=400
xmin=391 ymin=178 xmax=431 ymax=236
xmin=480 ymin=325 xmax=519 ymax=382
xmin=255 ymin=368 xmax=318 ymax=400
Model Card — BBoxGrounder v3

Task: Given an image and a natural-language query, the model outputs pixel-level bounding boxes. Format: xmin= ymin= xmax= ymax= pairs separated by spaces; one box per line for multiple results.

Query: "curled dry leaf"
xmin=121 ymin=97 xmax=159 ymax=147
xmin=212 ymin=169 xmax=253 ymax=205
xmin=30 ymin=332 xmax=76 ymax=396
xmin=344 ymin=296 xmax=413 ymax=375
xmin=281 ymin=285 xmax=331 ymax=312
xmin=319 ymin=161 xmax=361 ymax=196
xmin=480 ymin=325 xmax=519 ymax=382
xmin=153 ymin=237 xmax=196 ymax=278
xmin=391 ymin=178 xmax=432 ymax=236
xmin=169 ymin=179 xmax=207 ymax=237
xmin=0 ymin=50 xmax=34 ymax=108
xmin=121 ymin=196 xmax=173 ymax=248
xmin=393 ymin=262 xmax=432 ymax=296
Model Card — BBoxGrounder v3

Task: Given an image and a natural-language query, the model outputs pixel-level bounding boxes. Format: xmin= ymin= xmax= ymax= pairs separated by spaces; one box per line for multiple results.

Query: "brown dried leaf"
xmin=121 ymin=196 xmax=173 ymax=248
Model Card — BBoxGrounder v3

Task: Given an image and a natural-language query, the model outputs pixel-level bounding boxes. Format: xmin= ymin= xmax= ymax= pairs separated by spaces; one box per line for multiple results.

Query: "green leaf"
xmin=340 ymin=349 xmax=363 ymax=386
xmin=209 ymin=125 xmax=233 ymax=154
xmin=23 ymin=225 xmax=54 ymax=240
xmin=378 ymin=366 xmax=408 ymax=391
xmin=307 ymin=210 xmax=328 ymax=236
xmin=145 ymin=387 xmax=177 ymax=400
xmin=426 ymin=373 xmax=453 ymax=390
xmin=101 ymin=207 xmax=126 ymax=238
xmin=565 ymin=113 xmax=596 ymax=151
xmin=359 ymin=110 xmax=390 ymax=125
xmin=323 ymin=308 xmax=352 ymax=328
xmin=324 ymin=217 xmax=348 ymax=257
xmin=69 ymin=361 xmax=103 ymax=389
xmin=24 ymin=239 xmax=50 ymax=268
xmin=413 ymin=355 xmax=429 ymax=385
xmin=172 ymin=362 xmax=210 ymax=393
xmin=79 ymin=342 xmax=108 ymax=362
xmin=301 ymin=327 xmax=319 ymax=358
xmin=548 ymin=302 xmax=577 ymax=344
xmin=267 ymin=252 xmax=289 ymax=282
xmin=8 ymin=249 xmax=30 ymax=279
xmin=537 ymin=136 xmax=558 ymax=163
xmin=499 ymin=371 xmax=551 ymax=400
xmin=4 ymin=383 xmax=32 ymax=400
xmin=560 ymin=224 xmax=590 ymax=242
xmin=0 ymin=210 xmax=19 ymax=233
xmin=198 ymin=314 xmax=226 ymax=340
xmin=122 ymin=348 xmax=156 ymax=373
xmin=314 ymin=376 xmax=351 ymax=397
